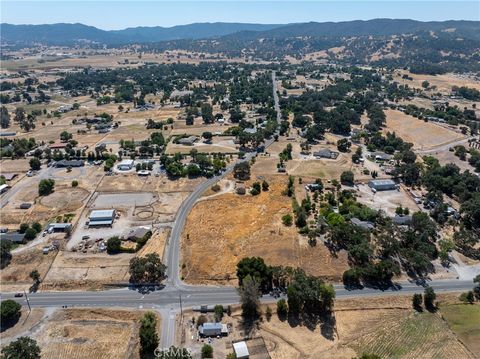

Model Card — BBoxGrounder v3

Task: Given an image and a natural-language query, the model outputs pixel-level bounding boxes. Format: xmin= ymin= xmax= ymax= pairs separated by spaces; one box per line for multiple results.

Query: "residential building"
xmin=0 ymin=232 xmax=26 ymax=244
xmin=313 ymin=149 xmax=339 ymax=159
xmin=117 ymin=159 xmax=134 ymax=171
xmin=351 ymin=217 xmax=374 ymax=230
xmin=55 ymin=159 xmax=84 ymax=168
xmin=198 ymin=322 xmax=228 ymax=337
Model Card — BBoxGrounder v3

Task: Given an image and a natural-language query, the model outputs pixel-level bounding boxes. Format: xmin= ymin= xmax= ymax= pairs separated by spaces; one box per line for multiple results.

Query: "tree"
xmin=459 ymin=291 xmax=475 ymax=304
xmin=460 ymin=193 xmax=480 ymax=229
xmin=236 ymin=257 xmax=271 ymax=290
xmin=60 ymin=131 xmax=72 ymax=142
xmin=424 ymin=287 xmax=436 ymax=311
xmin=1 ymin=337 xmax=41 ymax=359
xmin=265 ymin=306 xmax=272 ymax=321
xmin=201 ymin=103 xmax=214 ymax=124
xmin=342 ymin=268 xmax=361 ymax=288
xmin=277 ymin=298 xmax=288 ymax=318
xmin=233 ymin=161 xmax=250 ymax=180
xmin=1 ymin=240 xmax=12 ymax=269
xmin=31 ymin=222 xmax=42 ymax=233
xmin=139 ymin=312 xmax=159 ymax=355
xmin=72 ymin=180 xmax=79 ymax=187
xmin=214 ymin=304 xmax=224 ymax=322
xmin=337 ymin=138 xmax=351 ymax=152
xmin=202 ymin=131 xmax=213 ymax=142
xmin=238 ymin=275 xmax=261 ymax=318
xmin=1 ymin=299 xmax=21 ymax=326
xmin=19 ymin=223 xmax=29 ymax=234
xmin=38 ymin=179 xmax=55 ymax=196
xmin=129 ymin=253 xmax=167 ymax=284
xmin=29 ymin=269 xmax=40 ymax=283
xmin=340 ymin=171 xmax=354 ymax=186
xmin=29 ymin=157 xmax=41 ymax=171
xmin=250 ymin=182 xmax=261 ymax=196
xmin=0 ymin=105 xmax=10 ymax=128
xmin=412 ymin=293 xmax=423 ymax=311
xmin=106 ymin=236 xmax=122 ymax=254
xmin=201 ymin=344 xmax=213 ymax=358
xmin=24 ymin=227 xmax=37 ymax=241
xmin=262 ymin=180 xmax=269 ymax=191
xmin=421 ymin=80 xmax=430 ymax=89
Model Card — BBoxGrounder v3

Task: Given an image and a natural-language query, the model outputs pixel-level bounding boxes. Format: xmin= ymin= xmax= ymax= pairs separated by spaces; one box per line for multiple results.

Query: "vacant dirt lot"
xmin=0 ymin=245 xmax=58 ymax=292
xmin=42 ymin=251 xmax=133 ymax=290
xmin=34 ymin=308 xmax=158 ymax=359
xmin=383 ymin=109 xmax=465 ymax=150
xmin=181 ymin=174 xmax=349 ymax=284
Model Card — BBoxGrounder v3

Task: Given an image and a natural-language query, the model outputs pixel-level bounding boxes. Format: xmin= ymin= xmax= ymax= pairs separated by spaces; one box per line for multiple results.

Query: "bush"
xmin=19 ymin=223 xmax=29 ymax=234
xmin=196 ymin=315 xmax=207 ymax=328
xmin=412 ymin=293 xmax=423 ymax=311
xmin=214 ymin=304 xmax=224 ymax=322
xmin=211 ymin=184 xmax=221 ymax=192
xmin=106 ymin=236 xmax=122 ymax=254
xmin=282 ymin=214 xmax=293 ymax=226
xmin=277 ymin=298 xmax=288 ymax=318
xmin=201 ymin=344 xmax=213 ymax=358
xmin=262 ymin=180 xmax=269 ymax=191
xmin=71 ymin=180 xmax=79 ymax=187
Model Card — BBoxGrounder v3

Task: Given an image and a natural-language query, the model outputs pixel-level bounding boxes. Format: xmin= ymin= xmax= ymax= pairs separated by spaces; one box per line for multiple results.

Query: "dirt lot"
xmin=383 ymin=109 xmax=465 ymax=151
xmin=0 ymin=307 xmax=160 ymax=359
xmin=181 ymin=173 xmax=349 ymax=284
xmin=0 ymin=245 xmax=58 ymax=292
xmin=394 ymin=70 xmax=480 ymax=93
xmin=42 ymin=251 xmax=133 ymax=290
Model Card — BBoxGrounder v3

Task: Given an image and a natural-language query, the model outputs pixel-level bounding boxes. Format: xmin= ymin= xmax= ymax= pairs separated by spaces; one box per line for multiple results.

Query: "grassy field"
xmin=441 ymin=304 xmax=480 ymax=355
xmin=349 ymin=311 xmax=475 ymax=359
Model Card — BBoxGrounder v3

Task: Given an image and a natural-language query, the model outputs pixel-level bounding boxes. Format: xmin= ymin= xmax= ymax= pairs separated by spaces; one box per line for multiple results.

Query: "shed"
xmin=233 ymin=341 xmax=250 ymax=359
xmin=117 ymin=159 xmax=134 ymax=171
xmin=368 ymin=179 xmax=397 ymax=191
xmin=55 ymin=159 xmax=84 ymax=168
xmin=48 ymin=223 xmax=72 ymax=232
xmin=1 ymin=173 xmax=17 ymax=181
xmin=0 ymin=232 xmax=26 ymax=244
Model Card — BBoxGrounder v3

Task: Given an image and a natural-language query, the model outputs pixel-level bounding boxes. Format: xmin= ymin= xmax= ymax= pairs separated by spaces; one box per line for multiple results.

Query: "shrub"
xmin=106 ymin=236 xmax=122 ymax=254
xmin=277 ymin=299 xmax=288 ymax=318
xmin=201 ymin=344 xmax=213 ymax=358
xmin=282 ymin=214 xmax=293 ymax=226
xmin=71 ymin=180 xmax=79 ymax=187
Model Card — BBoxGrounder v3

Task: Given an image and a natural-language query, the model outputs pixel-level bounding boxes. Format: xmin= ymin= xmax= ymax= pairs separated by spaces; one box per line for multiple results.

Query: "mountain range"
xmin=1 ymin=19 xmax=479 ymax=46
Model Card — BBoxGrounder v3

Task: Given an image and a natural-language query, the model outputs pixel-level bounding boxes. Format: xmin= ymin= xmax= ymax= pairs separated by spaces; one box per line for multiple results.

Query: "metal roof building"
xmin=233 ymin=341 xmax=250 ymax=359
xmin=368 ymin=179 xmax=397 ymax=191
xmin=88 ymin=209 xmax=116 ymax=227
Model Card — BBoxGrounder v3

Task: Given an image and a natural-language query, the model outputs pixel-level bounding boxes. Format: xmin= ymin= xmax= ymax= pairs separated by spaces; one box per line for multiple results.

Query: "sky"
xmin=1 ymin=0 xmax=479 ymax=30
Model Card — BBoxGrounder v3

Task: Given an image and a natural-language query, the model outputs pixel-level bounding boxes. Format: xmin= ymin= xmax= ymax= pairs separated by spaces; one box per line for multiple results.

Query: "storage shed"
xmin=368 ymin=179 xmax=397 ymax=191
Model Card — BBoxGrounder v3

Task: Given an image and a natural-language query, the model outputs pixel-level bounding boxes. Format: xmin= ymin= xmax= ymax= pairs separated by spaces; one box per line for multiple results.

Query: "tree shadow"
xmin=0 ymin=315 xmax=21 ymax=333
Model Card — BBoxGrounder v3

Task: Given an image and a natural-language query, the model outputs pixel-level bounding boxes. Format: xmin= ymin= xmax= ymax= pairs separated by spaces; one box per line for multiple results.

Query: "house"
xmin=233 ymin=341 xmax=250 ymax=359
xmin=48 ymin=223 xmax=72 ymax=233
xmin=368 ymin=179 xmax=397 ymax=191
xmin=371 ymin=152 xmax=393 ymax=161
xmin=305 ymin=183 xmax=322 ymax=192
xmin=55 ymin=159 xmax=84 ymax=168
xmin=351 ymin=217 xmax=374 ymax=230
xmin=198 ymin=322 xmax=228 ymax=337
xmin=49 ymin=142 xmax=67 ymax=150
xmin=117 ymin=159 xmax=134 ymax=171
xmin=393 ymin=215 xmax=412 ymax=226
xmin=178 ymin=136 xmax=198 ymax=146
xmin=123 ymin=226 xmax=151 ymax=240
xmin=0 ymin=232 xmax=26 ymax=244
xmin=0 ymin=184 xmax=10 ymax=194
xmin=313 ymin=149 xmax=339 ymax=159
xmin=88 ymin=210 xmax=116 ymax=227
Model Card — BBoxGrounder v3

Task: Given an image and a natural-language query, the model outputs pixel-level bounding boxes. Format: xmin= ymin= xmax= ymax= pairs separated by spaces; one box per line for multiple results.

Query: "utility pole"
xmin=24 ymin=290 xmax=31 ymax=312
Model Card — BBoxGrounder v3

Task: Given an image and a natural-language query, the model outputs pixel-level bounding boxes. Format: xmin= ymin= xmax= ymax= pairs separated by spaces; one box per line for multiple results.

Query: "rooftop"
xmin=89 ymin=209 xmax=115 ymax=219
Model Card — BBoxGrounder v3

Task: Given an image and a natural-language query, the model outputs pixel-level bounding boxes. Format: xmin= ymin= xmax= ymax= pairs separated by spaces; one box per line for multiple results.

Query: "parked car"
xmin=14 ymin=293 xmax=23 ymax=297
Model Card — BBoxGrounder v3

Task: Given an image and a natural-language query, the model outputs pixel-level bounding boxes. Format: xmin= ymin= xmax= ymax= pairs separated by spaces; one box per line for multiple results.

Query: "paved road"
xmin=1 ymin=279 xmax=474 ymax=309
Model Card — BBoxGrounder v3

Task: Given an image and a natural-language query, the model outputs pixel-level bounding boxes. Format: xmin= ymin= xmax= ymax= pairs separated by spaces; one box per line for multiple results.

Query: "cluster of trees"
xmin=19 ymin=222 xmax=43 ymax=241
xmin=1 ymin=336 xmax=41 ymax=359
xmin=236 ymin=257 xmax=335 ymax=319
xmin=160 ymin=151 xmax=227 ymax=178
xmin=412 ymin=287 xmax=437 ymax=312
xmin=0 ymin=137 xmax=37 ymax=158
xmin=139 ymin=312 xmax=159 ymax=356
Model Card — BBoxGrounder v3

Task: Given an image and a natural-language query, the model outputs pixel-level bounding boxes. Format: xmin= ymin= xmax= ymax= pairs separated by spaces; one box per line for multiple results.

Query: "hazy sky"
xmin=1 ymin=1 xmax=479 ymax=30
